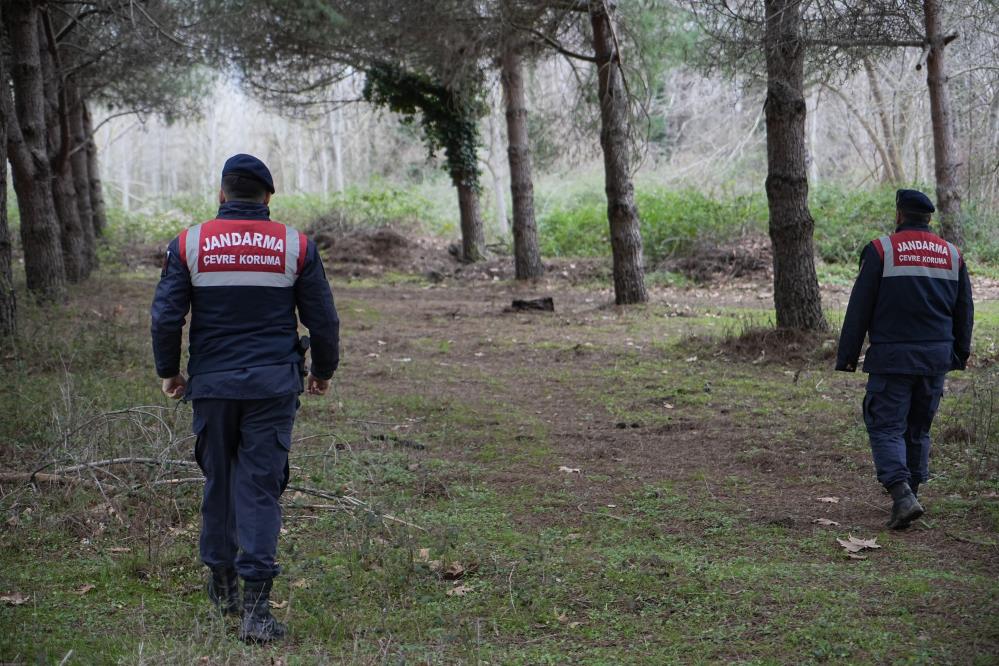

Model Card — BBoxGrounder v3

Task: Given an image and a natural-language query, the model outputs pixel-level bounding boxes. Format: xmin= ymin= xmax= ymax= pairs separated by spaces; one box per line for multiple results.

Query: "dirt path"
xmin=335 ymin=276 xmax=998 ymax=575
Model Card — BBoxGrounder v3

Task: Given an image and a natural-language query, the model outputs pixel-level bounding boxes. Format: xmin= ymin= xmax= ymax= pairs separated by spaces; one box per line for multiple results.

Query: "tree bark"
xmin=68 ymin=85 xmax=97 ymax=273
xmin=501 ymin=42 xmax=543 ymax=280
xmin=923 ymin=0 xmax=963 ymax=245
xmin=82 ymin=101 xmax=108 ymax=236
xmin=0 ymin=53 xmax=16 ymax=338
xmin=589 ymin=1 xmax=647 ymax=305
xmin=455 ymin=179 xmax=485 ymax=263
xmin=38 ymin=22 xmax=86 ymax=283
xmin=863 ymin=58 xmax=904 ymax=183
xmin=763 ymin=0 xmax=826 ymax=331
xmin=3 ymin=0 xmax=66 ymax=301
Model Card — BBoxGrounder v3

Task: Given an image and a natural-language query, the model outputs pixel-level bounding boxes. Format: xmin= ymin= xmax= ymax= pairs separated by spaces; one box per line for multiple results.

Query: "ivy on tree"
xmin=363 ymin=63 xmax=485 ymax=190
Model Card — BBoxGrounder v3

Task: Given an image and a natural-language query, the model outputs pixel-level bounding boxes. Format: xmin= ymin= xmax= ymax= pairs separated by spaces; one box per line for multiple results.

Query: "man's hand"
xmin=306 ymin=374 xmax=330 ymax=396
xmin=162 ymin=374 xmax=187 ymax=399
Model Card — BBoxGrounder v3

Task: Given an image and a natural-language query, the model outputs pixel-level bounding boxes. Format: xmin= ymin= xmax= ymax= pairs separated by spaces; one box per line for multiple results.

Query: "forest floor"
xmin=1 ymin=256 xmax=997 ymax=665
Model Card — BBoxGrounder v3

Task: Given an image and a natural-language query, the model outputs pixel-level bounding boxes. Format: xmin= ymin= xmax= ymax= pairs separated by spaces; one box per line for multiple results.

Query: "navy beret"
xmin=895 ymin=189 xmax=935 ymax=214
xmin=221 ymin=154 xmax=275 ymax=194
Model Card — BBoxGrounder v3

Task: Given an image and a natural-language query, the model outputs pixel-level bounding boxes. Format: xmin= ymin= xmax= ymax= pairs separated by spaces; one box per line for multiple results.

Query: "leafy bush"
xmin=810 ymin=184 xmax=896 ymax=264
xmin=537 ymin=187 xmax=765 ymax=264
xmin=537 ymin=182 xmax=999 ymax=268
xmin=317 ymin=186 xmax=447 ymax=231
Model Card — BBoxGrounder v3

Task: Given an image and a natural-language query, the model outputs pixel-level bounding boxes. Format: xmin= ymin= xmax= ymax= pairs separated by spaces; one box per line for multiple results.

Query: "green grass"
xmin=1 ymin=271 xmax=997 ymax=663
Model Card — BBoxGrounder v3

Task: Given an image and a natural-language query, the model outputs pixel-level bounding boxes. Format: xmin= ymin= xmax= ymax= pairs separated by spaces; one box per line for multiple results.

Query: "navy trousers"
xmin=863 ymin=373 xmax=945 ymax=488
xmin=192 ymin=395 xmax=297 ymax=580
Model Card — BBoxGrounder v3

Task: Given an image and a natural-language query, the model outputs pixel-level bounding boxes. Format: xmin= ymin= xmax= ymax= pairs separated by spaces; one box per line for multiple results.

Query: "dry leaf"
xmin=558 ymin=466 xmax=581 ymax=474
xmin=813 ymin=518 xmax=840 ymax=526
xmin=568 ymin=621 xmax=583 ymax=629
xmin=416 ymin=548 xmax=431 ymax=562
xmin=268 ymin=599 xmax=288 ymax=609
xmin=1 ymin=592 xmax=30 ymax=606
xmin=109 ymin=547 xmax=131 ymax=554
xmin=848 ymin=535 xmax=880 ymax=550
xmin=74 ymin=584 xmax=96 ymax=595
xmin=837 ymin=534 xmax=881 ymax=554
xmin=446 ymin=584 xmax=472 ymax=597
xmin=846 ymin=553 xmax=867 ymax=560
xmin=817 ymin=496 xmax=840 ymax=504
xmin=290 ymin=578 xmax=309 ymax=589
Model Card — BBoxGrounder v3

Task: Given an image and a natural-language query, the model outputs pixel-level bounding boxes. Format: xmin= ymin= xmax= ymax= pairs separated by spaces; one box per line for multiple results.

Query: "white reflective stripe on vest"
xmin=188 ymin=223 xmax=301 ymax=288
xmin=880 ymin=234 xmax=961 ymax=281
xmin=186 ymin=224 xmax=202 ymax=276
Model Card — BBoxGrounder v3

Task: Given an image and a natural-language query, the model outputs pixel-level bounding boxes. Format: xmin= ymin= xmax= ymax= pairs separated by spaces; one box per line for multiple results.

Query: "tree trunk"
xmin=863 ymin=58 xmax=904 ymax=183
xmin=923 ymin=0 xmax=963 ymax=245
xmin=3 ymin=0 xmax=66 ymax=301
xmin=455 ymin=179 xmax=485 ymax=263
xmin=0 ymin=62 xmax=16 ymax=338
xmin=763 ymin=0 xmax=826 ymax=331
xmin=501 ymin=42 xmax=543 ymax=281
xmin=68 ymin=86 xmax=97 ymax=274
xmin=589 ymin=1 xmax=647 ymax=305
xmin=82 ymin=101 xmax=108 ymax=236
xmin=38 ymin=25 xmax=86 ymax=283
xmin=327 ymin=104 xmax=345 ymax=193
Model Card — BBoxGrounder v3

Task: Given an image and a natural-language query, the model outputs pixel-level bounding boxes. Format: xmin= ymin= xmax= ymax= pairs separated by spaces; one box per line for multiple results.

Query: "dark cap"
xmin=221 ymin=154 xmax=275 ymax=194
xmin=895 ymin=189 xmax=935 ymax=214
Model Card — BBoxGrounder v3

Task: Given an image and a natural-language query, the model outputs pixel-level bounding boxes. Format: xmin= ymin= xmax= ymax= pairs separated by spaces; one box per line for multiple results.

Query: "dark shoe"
xmin=239 ymin=578 xmax=287 ymax=643
xmin=206 ymin=565 xmax=240 ymax=616
xmin=886 ymin=483 xmax=924 ymax=530
xmin=910 ymin=481 xmax=920 ymax=498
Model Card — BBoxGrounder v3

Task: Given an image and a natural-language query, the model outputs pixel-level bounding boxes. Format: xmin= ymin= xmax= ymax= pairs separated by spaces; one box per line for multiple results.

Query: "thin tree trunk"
xmin=923 ymin=0 xmax=963 ymax=245
xmin=455 ymin=178 xmax=485 ymax=263
xmin=501 ymin=42 xmax=543 ymax=280
xmin=38 ymin=10 xmax=86 ymax=282
xmin=0 ymin=55 xmax=16 ymax=337
xmin=863 ymin=58 xmax=904 ymax=183
xmin=589 ymin=1 xmax=647 ymax=305
xmin=763 ymin=0 xmax=826 ymax=331
xmin=4 ymin=0 xmax=66 ymax=301
xmin=82 ymin=101 xmax=107 ymax=236
xmin=332 ymin=107 xmax=345 ymax=192
xmin=68 ymin=85 xmax=96 ymax=274
xmin=807 ymin=90 xmax=819 ymax=185
xmin=487 ymin=104 xmax=509 ymax=238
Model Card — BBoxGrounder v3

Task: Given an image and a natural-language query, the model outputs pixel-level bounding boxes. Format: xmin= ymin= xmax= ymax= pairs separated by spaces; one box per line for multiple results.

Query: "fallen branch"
xmin=53 ymin=458 xmax=198 ymax=474
xmin=287 ymin=484 xmax=427 ymax=531
xmin=0 ymin=472 xmax=94 ymax=486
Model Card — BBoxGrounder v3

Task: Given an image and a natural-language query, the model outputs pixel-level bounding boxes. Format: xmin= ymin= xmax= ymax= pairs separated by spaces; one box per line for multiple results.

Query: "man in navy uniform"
xmin=837 ymin=189 xmax=973 ymax=529
xmin=151 ymin=154 xmax=340 ymax=642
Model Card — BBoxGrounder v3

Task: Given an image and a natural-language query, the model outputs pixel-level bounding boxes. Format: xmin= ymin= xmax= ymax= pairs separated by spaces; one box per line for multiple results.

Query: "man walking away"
xmin=836 ymin=189 xmax=973 ymax=529
xmin=151 ymin=154 xmax=340 ymax=642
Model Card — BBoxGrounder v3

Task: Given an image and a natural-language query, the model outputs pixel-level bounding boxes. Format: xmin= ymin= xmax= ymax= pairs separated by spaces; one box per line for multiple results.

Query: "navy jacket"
xmin=151 ymin=202 xmax=340 ymax=398
xmin=836 ymin=222 xmax=973 ymax=375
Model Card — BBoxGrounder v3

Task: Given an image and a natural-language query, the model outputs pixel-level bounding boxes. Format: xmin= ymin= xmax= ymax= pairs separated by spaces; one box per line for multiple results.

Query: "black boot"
xmin=886 ymin=481 xmax=924 ymax=530
xmin=910 ymin=481 xmax=920 ymax=498
xmin=206 ymin=565 xmax=240 ymax=616
xmin=239 ymin=578 xmax=287 ymax=643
